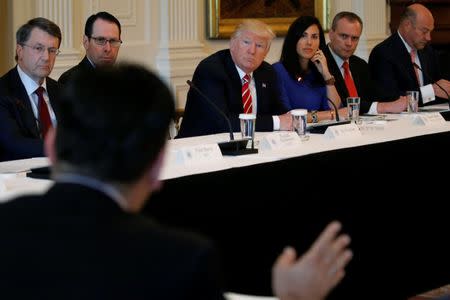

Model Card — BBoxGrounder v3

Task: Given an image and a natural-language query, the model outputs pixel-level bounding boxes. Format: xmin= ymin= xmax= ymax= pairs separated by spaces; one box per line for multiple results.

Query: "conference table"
xmin=1 ymin=107 xmax=450 ymax=299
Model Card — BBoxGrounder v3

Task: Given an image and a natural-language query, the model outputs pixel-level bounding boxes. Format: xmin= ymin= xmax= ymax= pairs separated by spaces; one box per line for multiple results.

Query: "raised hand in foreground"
xmin=272 ymin=221 xmax=353 ymax=300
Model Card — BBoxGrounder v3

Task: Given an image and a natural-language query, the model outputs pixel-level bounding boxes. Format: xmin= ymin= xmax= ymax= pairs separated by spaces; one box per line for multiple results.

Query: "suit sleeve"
xmin=187 ymin=241 xmax=226 ymax=300
xmin=178 ymin=61 xmax=238 ymax=138
xmin=0 ymin=95 xmax=44 ymax=161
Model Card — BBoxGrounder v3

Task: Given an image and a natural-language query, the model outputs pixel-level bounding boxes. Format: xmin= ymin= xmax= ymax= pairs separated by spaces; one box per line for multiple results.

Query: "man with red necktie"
xmin=0 ymin=17 xmax=61 ymax=161
xmin=324 ymin=11 xmax=408 ymax=115
xmin=178 ymin=19 xmax=291 ymax=138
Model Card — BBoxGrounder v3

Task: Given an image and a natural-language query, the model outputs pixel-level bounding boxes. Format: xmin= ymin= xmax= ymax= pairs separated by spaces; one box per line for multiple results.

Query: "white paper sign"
xmin=412 ymin=113 xmax=446 ymax=126
xmin=259 ymin=132 xmax=302 ymax=151
xmin=324 ymin=123 xmax=362 ymax=139
xmin=359 ymin=120 xmax=387 ymax=134
xmin=175 ymin=143 xmax=223 ymax=165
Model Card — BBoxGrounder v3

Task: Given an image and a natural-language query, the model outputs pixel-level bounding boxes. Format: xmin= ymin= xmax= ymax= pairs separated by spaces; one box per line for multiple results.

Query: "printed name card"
xmin=175 ymin=143 xmax=223 ymax=165
xmin=412 ymin=113 xmax=446 ymax=126
xmin=324 ymin=123 xmax=362 ymax=139
xmin=259 ymin=132 xmax=302 ymax=151
xmin=359 ymin=120 xmax=388 ymax=134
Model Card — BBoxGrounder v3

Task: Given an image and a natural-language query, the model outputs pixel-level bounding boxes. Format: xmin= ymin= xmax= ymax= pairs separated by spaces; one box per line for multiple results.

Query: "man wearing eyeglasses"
xmin=58 ymin=12 xmax=122 ymax=85
xmin=0 ymin=17 xmax=61 ymax=161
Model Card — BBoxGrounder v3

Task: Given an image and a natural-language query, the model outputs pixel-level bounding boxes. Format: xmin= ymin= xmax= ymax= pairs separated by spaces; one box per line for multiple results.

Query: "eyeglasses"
xmin=90 ymin=36 xmax=122 ymax=48
xmin=21 ymin=44 xmax=60 ymax=56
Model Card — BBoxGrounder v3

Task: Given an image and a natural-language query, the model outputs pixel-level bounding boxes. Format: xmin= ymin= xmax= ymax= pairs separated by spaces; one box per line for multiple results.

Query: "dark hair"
xmin=56 ymin=63 xmax=175 ymax=183
xmin=15 ymin=17 xmax=62 ymax=61
xmin=279 ymin=16 xmax=326 ymax=83
xmin=84 ymin=11 xmax=121 ymax=38
xmin=331 ymin=11 xmax=363 ymax=31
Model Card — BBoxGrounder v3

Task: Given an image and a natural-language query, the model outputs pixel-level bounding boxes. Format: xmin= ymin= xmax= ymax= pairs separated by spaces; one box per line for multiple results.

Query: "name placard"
xmin=259 ymin=132 xmax=302 ymax=151
xmin=175 ymin=144 xmax=223 ymax=165
xmin=324 ymin=123 xmax=362 ymax=139
xmin=359 ymin=120 xmax=387 ymax=134
xmin=412 ymin=113 xmax=446 ymax=126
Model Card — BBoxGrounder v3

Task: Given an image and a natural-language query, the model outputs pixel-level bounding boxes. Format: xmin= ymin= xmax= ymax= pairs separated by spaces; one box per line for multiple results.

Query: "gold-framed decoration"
xmin=207 ymin=0 xmax=330 ymax=39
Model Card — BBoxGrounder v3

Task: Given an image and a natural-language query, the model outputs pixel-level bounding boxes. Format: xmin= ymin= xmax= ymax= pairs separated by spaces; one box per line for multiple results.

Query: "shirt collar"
xmin=17 ymin=64 xmax=47 ymax=96
xmin=327 ymin=44 xmax=346 ymax=69
xmin=86 ymin=56 xmax=96 ymax=68
xmin=235 ymin=65 xmax=253 ymax=81
xmin=397 ymin=31 xmax=415 ymax=54
xmin=54 ymin=173 xmax=128 ymax=211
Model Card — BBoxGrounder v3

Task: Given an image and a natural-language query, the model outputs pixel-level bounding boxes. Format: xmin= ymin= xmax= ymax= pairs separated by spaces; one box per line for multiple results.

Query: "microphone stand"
xmin=186 ymin=80 xmax=258 ymax=155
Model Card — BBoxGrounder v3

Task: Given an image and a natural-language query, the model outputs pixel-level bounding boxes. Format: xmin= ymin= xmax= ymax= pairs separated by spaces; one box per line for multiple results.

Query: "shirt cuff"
xmin=272 ymin=115 xmax=280 ymax=131
xmin=420 ymin=84 xmax=435 ymax=104
xmin=368 ymin=102 xmax=379 ymax=115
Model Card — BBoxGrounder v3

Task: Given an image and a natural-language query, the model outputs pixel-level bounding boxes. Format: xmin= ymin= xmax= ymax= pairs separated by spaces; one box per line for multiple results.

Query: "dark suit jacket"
xmin=0 ymin=66 xmax=59 ymax=161
xmin=177 ymin=49 xmax=287 ymax=138
xmin=324 ymin=46 xmax=391 ymax=114
xmin=58 ymin=56 xmax=94 ymax=85
xmin=368 ymin=32 xmax=444 ymax=105
xmin=0 ymin=182 xmax=225 ymax=300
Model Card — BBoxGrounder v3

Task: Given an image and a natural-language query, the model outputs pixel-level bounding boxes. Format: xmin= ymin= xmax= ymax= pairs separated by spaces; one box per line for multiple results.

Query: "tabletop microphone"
xmin=412 ymin=62 xmax=450 ymax=106
xmin=186 ymin=80 xmax=257 ymax=155
xmin=326 ymin=97 xmax=340 ymax=122
xmin=296 ymin=77 xmax=349 ymax=134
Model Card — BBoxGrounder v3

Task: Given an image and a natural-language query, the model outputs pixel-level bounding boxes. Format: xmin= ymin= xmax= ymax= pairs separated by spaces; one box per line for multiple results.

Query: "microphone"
xmin=296 ymin=76 xmax=349 ymax=133
xmin=296 ymin=76 xmax=340 ymax=121
xmin=326 ymin=97 xmax=340 ymax=122
xmin=186 ymin=80 xmax=258 ymax=155
xmin=412 ymin=62 xmax=450 ymax=106
xmin=413 ymin=62 xmax=450 ymax=120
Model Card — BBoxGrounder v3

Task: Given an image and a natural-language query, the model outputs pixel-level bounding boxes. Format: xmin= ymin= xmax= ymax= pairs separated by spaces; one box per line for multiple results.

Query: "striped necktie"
xmin=242 ymin=74 xmax=253 ymax=114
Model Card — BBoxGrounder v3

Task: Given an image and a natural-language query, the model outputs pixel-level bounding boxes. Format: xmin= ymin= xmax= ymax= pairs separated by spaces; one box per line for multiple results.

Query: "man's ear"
xmin=82 ymin=35 xmax=89 ymax=50
xmin=44 ymin=127 xmax=57 ymax=164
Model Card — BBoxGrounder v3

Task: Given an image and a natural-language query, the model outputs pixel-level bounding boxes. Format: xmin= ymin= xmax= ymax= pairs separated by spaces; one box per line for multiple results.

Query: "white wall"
xmin=4 ymin=0 xmax=388 ymax=111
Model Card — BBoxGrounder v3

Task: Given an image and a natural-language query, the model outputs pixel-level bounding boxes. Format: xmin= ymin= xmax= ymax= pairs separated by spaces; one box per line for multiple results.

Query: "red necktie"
xmin=35 ymin=86 xmax=52 ymax=138
xmin=343 ymin=61 xmax=358 ymax=97
xmin=242 ymin=74 xmax=253 ymax=114
xmin=410 ymin=49 xmax=420 ymax=85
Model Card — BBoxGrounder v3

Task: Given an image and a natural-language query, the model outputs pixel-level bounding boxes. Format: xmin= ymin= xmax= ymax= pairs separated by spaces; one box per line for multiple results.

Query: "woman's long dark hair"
xmin=279 ymin=16 xmax=326 ymax=84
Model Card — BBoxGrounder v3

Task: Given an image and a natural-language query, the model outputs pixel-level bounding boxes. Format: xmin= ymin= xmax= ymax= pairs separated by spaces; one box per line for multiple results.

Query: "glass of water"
xmin=347 ymin=97 xmax=360 ymax=123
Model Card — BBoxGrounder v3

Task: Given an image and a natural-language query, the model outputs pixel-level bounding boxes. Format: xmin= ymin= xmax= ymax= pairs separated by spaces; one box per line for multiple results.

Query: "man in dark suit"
xmin=177 ymin=19 xmax=292 ymax=138
xmin=369 ymin=3 xmax=450 ymax=106
xmin=0 ymin=18 xmax=61 ymax=161
xmin=325 ymin=12 xmax=407 ymax=115
xmin=58 ymin=11 xmax=121 ymax=85
xmin=0 ymin=63 xmax=352 ymax=299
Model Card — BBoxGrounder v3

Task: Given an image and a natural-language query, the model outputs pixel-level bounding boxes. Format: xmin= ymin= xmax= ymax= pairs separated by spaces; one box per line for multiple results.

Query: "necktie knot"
xmin=35 ymin=86 xmax=45 ymax=97
xmin=243 ymin=74 xmax=251 ymax=84
xmin=343 ymin=61 xmax=350 ymax=71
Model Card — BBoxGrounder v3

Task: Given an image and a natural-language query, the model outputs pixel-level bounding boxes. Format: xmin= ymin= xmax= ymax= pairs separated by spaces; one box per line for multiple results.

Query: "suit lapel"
xmin=393 ymin=33 xmax=420 ymax=88
xmin=224 ymin=51 xmax=245 ymax=113
xmin=9 ymin=68 xmax=40 ymax=137
xmin=324 ymin=46 xmax=349 ymax=101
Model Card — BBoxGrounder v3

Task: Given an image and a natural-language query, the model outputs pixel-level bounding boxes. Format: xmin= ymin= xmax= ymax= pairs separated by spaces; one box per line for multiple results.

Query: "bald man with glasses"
xmin=58 ymin=11 xmax=122 ymax=85
xmin=0 ymin=17 xmax=61 ymax=161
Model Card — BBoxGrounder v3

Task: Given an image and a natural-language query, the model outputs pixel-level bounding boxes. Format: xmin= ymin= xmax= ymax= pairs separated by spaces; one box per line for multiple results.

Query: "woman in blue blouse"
xmin=274 ymin=16 xmax=343 ymax=122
